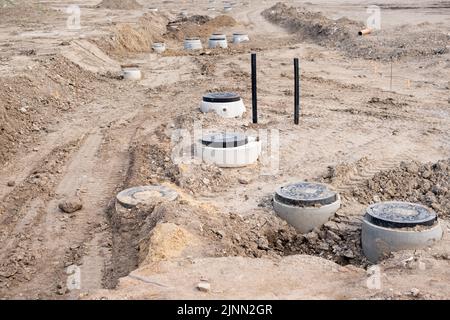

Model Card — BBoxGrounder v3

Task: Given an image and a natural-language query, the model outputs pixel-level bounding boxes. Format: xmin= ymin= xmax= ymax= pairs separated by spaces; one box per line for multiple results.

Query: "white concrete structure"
xmin=200 ymin=92 xmax=246 ymax=118
xmin=274 ymin=195 xmax=341 ymax=234
xmin=273 ymin=182 xmax=341 ymax=234
xmin=200 ymin=134 xmax=261 ymax=168
xmin=122 ymin=67 xmax=142 ymax=80
xmin=233 ymin=33 xmax=250 ymax=44
xmin=116 ymin=185 xmax=179 ymax=209
xmin=152 ymin=43 xmax=166 ymax=54
xmin=184 ymin=38 xmax=203 ymax=50
xmin=200 ymin=99 xmax=245 ymax=118
xmin=362 ymin=202 xmax=443 ymax=263
xmin=209 ymin=37 xmax=228 ymax=49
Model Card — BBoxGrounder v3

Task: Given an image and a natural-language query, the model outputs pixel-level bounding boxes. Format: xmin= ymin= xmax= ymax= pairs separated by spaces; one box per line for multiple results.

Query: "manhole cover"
xmin=366 ymin=202 xmax=438 ymax=228
xmin=201 ymin=132 xmax=248 ymax=148
xmin=275 ymin=182 xmax=338 ymax=207
xmin=203 ymin=92 xmax=241 ymax=103
xmin=116 ymin=186 xmax=178 ymax=209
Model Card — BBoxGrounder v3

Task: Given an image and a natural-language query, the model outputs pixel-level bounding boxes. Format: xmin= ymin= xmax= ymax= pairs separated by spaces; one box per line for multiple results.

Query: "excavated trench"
xmin=106 ymin=197 xmax=167 ymax=288
xmin=104 ymin=141 xmax=371 ymax=290
xmin=105 ymin=137 xmax=450 ymax=286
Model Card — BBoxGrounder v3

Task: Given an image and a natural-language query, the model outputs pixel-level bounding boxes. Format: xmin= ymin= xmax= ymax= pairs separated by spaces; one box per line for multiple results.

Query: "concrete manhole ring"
xmin=273 ymin=182 xmax=341 ymax=233
xmin=362 ymin=201 xmax=443 ymax=263
xmin=203 ymin=92 xmax=241 ymax=103
xmin=184 ymin=37 xmax=203 ymax=50
xmin=200 ymin=132 xmax=261 ymax=168
xmin=366 ymin=201 xmax=438 ymax=228
xmin=121 ymin=65 xmax=142 ymax=81
xmin=233 ymin=33 xmax=250 ymax=44
xmin=200 ymin=92 xmax=246 ymax=118
xmin=275 ymin=182 xmax=338 ymax=207
xmin=201 ymin=132 xmax=249 ymax=148
xmin=211 ymin=33 xmax=227 ymax=39
xmin=116 ymin=185 xmax=179 ymax=209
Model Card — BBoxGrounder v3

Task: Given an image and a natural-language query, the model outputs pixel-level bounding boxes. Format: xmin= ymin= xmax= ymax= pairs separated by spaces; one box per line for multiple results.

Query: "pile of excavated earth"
xmin=96 ymin=0 xmax=142 ymax=10
xmin=263 ymin=2 xmax=449 ymax=60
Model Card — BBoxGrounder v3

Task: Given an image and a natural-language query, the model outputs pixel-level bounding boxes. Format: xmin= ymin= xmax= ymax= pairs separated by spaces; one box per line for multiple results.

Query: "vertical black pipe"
xmin=251 ymin=53 xmax=258 ymax=124
xmin=294 ymin=58 xmax=300 ymax=125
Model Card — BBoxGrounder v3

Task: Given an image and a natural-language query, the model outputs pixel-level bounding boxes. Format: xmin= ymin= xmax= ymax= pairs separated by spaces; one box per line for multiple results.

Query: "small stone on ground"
xmin=58 ymin=197 xmax=83 ymax=213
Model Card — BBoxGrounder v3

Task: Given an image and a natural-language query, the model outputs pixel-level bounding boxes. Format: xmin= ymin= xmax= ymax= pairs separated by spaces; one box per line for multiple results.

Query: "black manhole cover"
xmin=275 ymin=182 xmax=338 ymax=207
xmin=116 ymin=186 xmax=179 ymax=209
xmin=201 ymin=132 xmax=248 ymax=148
xmin=203 ymin=92 xmax=241 ymax=103
xmin=365 ymin=202 xmax=438 ymax=229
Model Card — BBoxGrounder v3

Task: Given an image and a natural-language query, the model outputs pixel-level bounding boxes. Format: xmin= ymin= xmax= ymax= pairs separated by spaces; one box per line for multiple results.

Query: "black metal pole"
xmin=294 ymin=58 xmax=300 ymax=125
xmin=251 ymin=53 xmax=258 ymax=124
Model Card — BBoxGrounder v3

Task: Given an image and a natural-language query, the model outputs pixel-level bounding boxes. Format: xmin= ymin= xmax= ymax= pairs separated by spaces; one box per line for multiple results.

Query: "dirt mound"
xmin=96 ymin=0 xmax=142 ymax=10
xmin=263 ymin=2 xmax=449 ymax=60
xmin=94 ymin=12 xmax=168 ymax=56
xmin=263 ymin=3 xmax=362 ymax=43
xmin=125 ymin=127 xmax=232 ymax=196
xmin=352 ymin=159 xmax=450 ymax=218
xmin=61 ymin=40 xmax=121 ymax=75
xmin=167 ymin=15 xmax=237 ymax=41
xmin=0 ymin=56 xmax=100 ymax=164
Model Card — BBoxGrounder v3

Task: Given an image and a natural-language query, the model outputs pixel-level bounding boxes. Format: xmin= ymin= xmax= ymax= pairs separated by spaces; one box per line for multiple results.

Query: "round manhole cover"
xmin=275 ymin=182 xmax=338 ymax=207
xmin=116 ymin=186 xmax=178 ymax=209
xmin=366 ymin=202 xmax=438 ymax=228
xmin=201 ymin=132 xmax=249 ymax=149
xmin=203 ymin=92 xmax=241 ymax=103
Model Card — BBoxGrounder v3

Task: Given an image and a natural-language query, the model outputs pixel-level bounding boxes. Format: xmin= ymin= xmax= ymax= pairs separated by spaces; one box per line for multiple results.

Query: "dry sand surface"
xmin=0 ymin=0 xmax=449 ymax=300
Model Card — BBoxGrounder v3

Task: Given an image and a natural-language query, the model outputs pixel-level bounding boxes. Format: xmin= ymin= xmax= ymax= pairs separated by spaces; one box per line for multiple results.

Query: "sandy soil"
xmin=0 ymin=0 xmax=449 ymax=300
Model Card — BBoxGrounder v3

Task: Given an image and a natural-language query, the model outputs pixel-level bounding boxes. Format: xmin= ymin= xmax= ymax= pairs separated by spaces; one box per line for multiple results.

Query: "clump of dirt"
xmin=58 ymin=197 xmax=83 ymax=214
xmin=253 ymin=196 xmax=368 ymax=266
xmin=263 ymin=2 xmax=449 ymax=60
xmin=167 ymin=15 xmax=237 ymax=41
xmin=0 ymin=55 xmax=100 ymax=164
xmin=352 ymin=159 xmax=450 ymax=218
xmin=322 ymin=157 xmax=371 ymax=188
xmin=126 ymin=127 xmax=232 ymax=196
xmin=208 ymin=208 xmax=367 ymax=266
xmin=96 ymin=0 xmax=142 ymax=10
xmin=178 ymin=163 xmax=232 ymax=195
xmin=128 ymin=142 xmax=180 ymax=186
xmin=194 ymin=56 xmax=218 ymax=76
xmin=94 ymin=12 xmax=168 ymax=56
